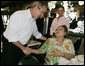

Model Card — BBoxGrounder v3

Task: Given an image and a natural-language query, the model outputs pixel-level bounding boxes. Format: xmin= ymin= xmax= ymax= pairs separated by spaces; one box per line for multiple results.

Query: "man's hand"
xmin=51 ymin=35 xmax=53 ymax=38
xmin=22 ymin=47 xmax=33 ymax=56
xmin=23 ymin=48 xmax=42 ymax=55
xmin=12 ymin=41 xmax=33 ymax=56
xmin=40 ymin=36 xmax=47 ymax=40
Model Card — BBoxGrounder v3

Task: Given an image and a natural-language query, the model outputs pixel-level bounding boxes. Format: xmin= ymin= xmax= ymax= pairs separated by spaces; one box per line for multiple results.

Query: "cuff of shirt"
xmin=35 ymin=33 xmax=42 ymax=39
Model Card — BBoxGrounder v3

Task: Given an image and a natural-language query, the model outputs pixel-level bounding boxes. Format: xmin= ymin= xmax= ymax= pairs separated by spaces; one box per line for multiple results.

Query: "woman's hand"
xmin=53 ymin=49 xmax=64 ymax=57
xmin=48 ymin=49 xmax=75 ymax=60
xmin=48 ymin=49 xmax=64 ymax=57
xmin=32 ymin=50 xmax=41 ymax=54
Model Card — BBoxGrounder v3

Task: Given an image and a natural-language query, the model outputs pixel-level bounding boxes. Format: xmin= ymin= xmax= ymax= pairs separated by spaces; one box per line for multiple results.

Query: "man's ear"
xmin=35 ymin=5 xmax=41 ymax=10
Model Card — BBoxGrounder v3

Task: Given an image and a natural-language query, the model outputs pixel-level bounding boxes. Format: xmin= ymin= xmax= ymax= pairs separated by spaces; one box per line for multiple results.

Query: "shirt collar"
xmin=27 ymin=9 xmax=35 ymax=21
xmin=57 ymin=15 xmax=64 ymax=19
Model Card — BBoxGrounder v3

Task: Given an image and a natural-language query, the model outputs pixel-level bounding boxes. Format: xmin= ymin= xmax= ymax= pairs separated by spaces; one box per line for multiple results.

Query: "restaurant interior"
xmin=1 ymin=1 xmax=84 ymax=65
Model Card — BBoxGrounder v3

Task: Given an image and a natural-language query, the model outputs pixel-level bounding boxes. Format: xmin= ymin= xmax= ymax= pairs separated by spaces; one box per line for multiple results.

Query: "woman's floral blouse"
xmin=39 ymin=38 xmax=75 ymax=65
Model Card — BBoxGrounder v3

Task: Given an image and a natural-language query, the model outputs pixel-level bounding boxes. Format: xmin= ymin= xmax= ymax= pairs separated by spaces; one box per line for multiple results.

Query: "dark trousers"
xmin=1 ymin=36 xmax=25 ymax=65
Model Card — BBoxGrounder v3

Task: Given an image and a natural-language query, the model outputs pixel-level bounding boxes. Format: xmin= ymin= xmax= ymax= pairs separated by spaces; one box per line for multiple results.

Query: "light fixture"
xmin=78 ymin=1 xmax=84 ymax=6
xmin=1 ymin=7 xmax=9 ymax=11
xmin=48 ymin=1 xmax=57 ymax=11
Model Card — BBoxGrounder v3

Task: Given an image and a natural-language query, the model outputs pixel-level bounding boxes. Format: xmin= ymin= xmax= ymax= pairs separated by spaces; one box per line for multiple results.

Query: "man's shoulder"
xmin=12 ymin=10 xmax=28 ymax=16
xmin=10 ymin=9 xmax=31 ymax=20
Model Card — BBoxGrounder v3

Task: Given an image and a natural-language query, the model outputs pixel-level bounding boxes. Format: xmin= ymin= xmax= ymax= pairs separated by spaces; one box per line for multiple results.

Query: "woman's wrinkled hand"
xmin=48 ymin=49 xmax=64 ymax=57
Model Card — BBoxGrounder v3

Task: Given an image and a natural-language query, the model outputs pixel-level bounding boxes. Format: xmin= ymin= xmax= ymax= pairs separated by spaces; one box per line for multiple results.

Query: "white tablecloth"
xmin=57 ymin=55 xmax=84 ymax=65
xmin=27 ymin=40 xmax=41 ymax=47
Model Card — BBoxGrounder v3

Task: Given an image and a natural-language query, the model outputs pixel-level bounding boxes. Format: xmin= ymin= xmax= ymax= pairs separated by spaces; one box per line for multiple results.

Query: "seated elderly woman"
xmin=29 ymin=25 xmax=75 ymax=65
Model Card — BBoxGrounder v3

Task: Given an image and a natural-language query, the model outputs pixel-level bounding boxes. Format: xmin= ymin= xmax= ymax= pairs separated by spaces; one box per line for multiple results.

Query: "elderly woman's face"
xmin=57 ymin=7 xmax=64 ymax=17
xmin=55 ymin=26 xmax=66 ymax=37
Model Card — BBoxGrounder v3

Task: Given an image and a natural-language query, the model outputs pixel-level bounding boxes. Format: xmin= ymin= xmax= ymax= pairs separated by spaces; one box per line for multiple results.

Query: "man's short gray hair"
xmin=26 ymin=1 xmax=48 ymax=9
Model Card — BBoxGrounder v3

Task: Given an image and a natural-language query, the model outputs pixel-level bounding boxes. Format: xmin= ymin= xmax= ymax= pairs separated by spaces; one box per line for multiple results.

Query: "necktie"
xmin=43 ymin=18 xmax=47 ymax=35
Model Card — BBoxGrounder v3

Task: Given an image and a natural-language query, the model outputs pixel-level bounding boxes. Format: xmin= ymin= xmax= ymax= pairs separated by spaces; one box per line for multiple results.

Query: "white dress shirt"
xmin=3 ymin=9 xmax=42 ymax=45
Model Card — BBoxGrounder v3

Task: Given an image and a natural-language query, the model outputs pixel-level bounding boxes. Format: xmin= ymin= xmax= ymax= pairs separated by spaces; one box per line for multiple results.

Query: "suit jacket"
xmin=36 ymin=17 xmax=53 ymax=38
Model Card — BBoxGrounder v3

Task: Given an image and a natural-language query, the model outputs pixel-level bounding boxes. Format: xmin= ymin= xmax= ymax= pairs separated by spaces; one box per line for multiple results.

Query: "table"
xmin=57 ymin=55 xmax=84 ymax=65
xmin=27 ymin=40 xmax=41 ymax=49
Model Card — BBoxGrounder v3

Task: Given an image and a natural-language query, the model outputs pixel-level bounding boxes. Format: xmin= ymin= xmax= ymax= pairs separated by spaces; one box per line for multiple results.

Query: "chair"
xmin=18 ymin=55 xmax=40 ymax=65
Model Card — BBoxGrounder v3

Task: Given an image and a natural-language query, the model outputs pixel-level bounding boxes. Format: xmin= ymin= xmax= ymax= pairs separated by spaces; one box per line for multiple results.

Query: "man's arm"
xmin=12 ymin=41 xmax=33 ymax=55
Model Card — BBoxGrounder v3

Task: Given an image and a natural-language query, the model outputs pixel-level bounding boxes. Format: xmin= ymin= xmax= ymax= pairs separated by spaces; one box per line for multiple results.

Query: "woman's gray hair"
xmin=26 ymin=1 xmax=48 ymax=9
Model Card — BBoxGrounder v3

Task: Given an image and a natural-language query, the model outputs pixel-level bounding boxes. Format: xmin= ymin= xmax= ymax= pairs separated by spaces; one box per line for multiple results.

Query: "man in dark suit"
xmin=36 ymin=8 xmax=53 ymax=38
xmin=33 ymin=9 xmax=53 ymax=64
